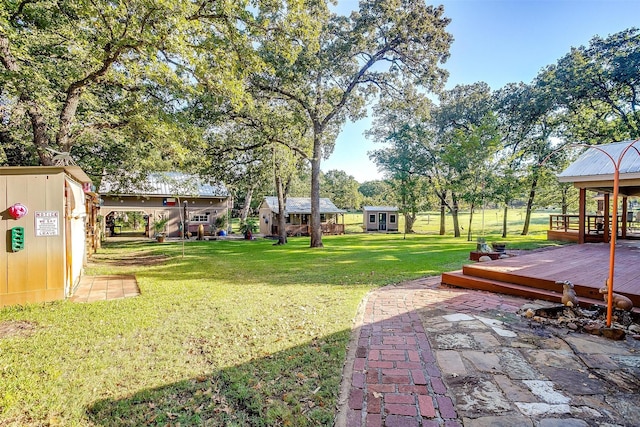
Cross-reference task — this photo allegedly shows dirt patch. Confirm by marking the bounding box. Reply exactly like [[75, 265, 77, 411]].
[[88, 251, 169, 267], [0, 320, 38, 339]]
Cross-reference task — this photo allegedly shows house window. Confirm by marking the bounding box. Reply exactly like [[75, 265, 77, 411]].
[[369, 214, 376, 223], [390, 214, 396, 223], [320, 214, 326, 222], [190, 213, 210, 223]]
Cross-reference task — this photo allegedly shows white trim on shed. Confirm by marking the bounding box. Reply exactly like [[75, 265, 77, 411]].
[[363, 206, 399, 232]]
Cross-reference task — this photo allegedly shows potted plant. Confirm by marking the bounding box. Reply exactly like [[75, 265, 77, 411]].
[[239, 218, 258, 240], [215, 215, 227, 236], [492, 241, 507, 254], [153, 217, 170, 242]]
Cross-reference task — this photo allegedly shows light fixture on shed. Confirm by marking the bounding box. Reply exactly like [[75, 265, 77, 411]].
[[8, 203, 28, 219]]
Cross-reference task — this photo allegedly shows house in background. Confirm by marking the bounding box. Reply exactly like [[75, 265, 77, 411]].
[[99, 172, 230, 238], [1, 166, 96, 307], [259, 196, 345, 236], [363, 206, 399, 232]]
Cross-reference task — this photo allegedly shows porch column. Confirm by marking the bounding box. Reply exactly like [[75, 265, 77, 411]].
[[603, 193, 610, 243], [622, 196, 628, 239], [578, 188, 586, 244]]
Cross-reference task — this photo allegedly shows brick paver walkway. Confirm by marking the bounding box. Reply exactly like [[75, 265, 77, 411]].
[[340, 277, 524, 427]]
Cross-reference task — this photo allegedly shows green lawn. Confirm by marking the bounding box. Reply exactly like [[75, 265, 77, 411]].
[[344, 208, 557, 241], [0, 213, 559, 426]]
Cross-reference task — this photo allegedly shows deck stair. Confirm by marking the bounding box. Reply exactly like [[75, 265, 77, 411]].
[[441, 270, 607, 308], [441, 243, 640, 314]]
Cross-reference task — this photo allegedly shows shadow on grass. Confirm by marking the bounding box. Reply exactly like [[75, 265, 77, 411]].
[[87, 330, 349, 426]]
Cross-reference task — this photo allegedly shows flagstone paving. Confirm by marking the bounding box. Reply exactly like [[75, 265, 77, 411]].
[[337, 276, 640, 427]]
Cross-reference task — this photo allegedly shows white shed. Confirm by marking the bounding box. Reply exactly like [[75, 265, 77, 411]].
[[363, 206, 399, 232]]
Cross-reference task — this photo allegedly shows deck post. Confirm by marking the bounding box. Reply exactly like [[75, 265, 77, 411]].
[[603, 193, 610, 243], [578, 188, 586, 244], [622, 196, 628, 239]]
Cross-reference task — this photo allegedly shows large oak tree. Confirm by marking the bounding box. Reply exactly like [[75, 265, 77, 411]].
[[252, 0, 452, 247]]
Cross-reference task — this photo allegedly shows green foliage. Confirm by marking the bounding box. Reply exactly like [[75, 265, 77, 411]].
[[152, 217, 170, 236], [238, 218, 258, 235], [543, 28, 640, 142], [368, 89, 435, 232], [214, 215, 227, 230], [320, 169, 362, 210], [0, 0, 277, 176]]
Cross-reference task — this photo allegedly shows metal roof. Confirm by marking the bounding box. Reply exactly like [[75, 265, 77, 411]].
[[263, 196, 345, 214], [363, 206, 399, 212], [99, 172, 229, 197], [558, 140, 640, 182]]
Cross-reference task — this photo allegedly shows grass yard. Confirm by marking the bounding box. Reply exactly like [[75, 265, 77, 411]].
[[343, 208, 557, 241], [0, 221, 559, 426]]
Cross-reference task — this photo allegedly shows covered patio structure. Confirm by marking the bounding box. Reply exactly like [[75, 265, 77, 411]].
[[548, 140, 640, 243]]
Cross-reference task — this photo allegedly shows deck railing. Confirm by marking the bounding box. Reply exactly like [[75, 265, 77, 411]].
[[549, 214, 580, 232], [321, 223, 345, 235], [549, 214, 637, 235], [272, 223, 345, 236]]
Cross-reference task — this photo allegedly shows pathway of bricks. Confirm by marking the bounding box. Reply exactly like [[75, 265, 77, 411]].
[[337, 276, 640, 427]]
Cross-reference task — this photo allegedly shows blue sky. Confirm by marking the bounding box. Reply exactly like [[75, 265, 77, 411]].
[[321, 0, 640, 182]]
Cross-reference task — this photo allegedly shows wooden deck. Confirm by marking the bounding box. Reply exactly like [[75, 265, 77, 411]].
[[441, 242, 640, 312]]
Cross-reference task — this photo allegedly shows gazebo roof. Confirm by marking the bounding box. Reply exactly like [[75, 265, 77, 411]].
[[557, 139, 640, 196]]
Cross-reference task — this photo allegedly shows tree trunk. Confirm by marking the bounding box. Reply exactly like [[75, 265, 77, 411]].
[[521, 173, 539, 235], [467, 202, 475, 241], [438, 191, 446, 235], [405, 212, 416, 233], [310, 132, 323, 248], [401, 190, 416, 233], [240, 186, 254, 222], [57, 86, 83, 152], [239, 186, 254, 222], [275, 175, 288, 245], [502, 204, 508, 238], [561, 185, 569, 215], [451, 192, 460, 238]]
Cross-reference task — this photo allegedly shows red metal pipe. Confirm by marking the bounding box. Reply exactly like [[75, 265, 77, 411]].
[[606, 167, 619, 327]]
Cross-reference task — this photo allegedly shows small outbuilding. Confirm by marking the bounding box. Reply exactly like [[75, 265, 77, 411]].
[[1, 166, 96, 307], [363, 206, 399, 232], [99, 172, 230, 238], [259, 196, 345, 236]]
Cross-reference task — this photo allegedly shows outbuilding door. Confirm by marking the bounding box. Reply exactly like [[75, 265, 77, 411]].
[[65, 178, 87, 297], [378, 213, 387, 231]]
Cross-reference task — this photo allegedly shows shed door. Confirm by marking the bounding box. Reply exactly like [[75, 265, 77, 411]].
[[379, 213, 387, 231], [65, 178, 87, 297]]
